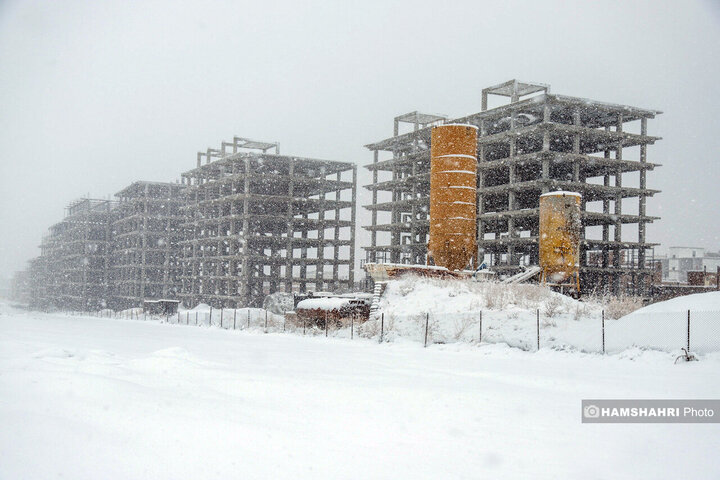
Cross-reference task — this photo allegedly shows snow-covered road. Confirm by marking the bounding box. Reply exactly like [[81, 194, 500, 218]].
[[1, 306, 719, 479]]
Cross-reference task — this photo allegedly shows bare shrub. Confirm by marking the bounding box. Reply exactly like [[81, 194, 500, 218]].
[[452, 315, 474, 340], [513, 283, 551, 308], [572, 304, 586, 322], [397, 281, 415, 296], [358, 317, 379, 338], [605, 295, 644, 320], [385, 314, 395, 336], [542, 316, 557, 328], [485, 282, 510, 309], [425, 314, 442, 343], [543, 295, 563, 318]]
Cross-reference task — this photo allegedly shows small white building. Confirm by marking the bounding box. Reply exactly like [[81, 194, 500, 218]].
[[661, 247, 720, 283]]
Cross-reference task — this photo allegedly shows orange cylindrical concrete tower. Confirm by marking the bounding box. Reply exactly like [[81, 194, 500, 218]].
[[429, 124, 478, 271], [539, 191, 582, 290]]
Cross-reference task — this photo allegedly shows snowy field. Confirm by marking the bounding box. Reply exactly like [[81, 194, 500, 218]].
[[1, 303, 720, 479]]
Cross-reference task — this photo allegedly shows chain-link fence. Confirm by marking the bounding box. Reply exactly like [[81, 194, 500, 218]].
[[369, 310, 720, 354], [79, 307, 720, 355], [604, 310, 720, 354]]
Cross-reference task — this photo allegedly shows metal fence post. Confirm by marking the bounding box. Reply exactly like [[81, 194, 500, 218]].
[[479, 311, 483, 344], [233, 309, 237, 330], [265, 310, 269, 333], [209, 306, 213, 327], [351, 314, 354, 340], [602, 310, 605, 354], [303, 317, 306, 335], [283, 315, 286, 332], [536, 309, 540, 351], [687, 309, 691, 352], [195, 311, 198, 325], [424, 313, 429, 347], [220, 308, 224, 329], [247, 309, 250, 329], [379, 313, 384, 343], [325, 311, 328, 337]]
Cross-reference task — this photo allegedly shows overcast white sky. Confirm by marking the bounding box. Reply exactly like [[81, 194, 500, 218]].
[[1, 0, 719, 279]]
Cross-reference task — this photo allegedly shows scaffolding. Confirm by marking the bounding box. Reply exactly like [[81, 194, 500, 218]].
[[111, 181, 184, 309], [179, 136, 357, 308], [365, 80, 661, 295], [36, 198, 117, 310]]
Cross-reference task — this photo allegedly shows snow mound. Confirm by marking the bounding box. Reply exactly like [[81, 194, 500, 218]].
[[370, 275, 604, 350], [611, 291, 720, 354], [378, 275, 581, 315], [626, 291, 720, 314], [30, 348, 118, 365], [297, 297, 351, 310], [130, 347, 218, 372], [32, 347, 77, 359], [187, 303, 212, 312]]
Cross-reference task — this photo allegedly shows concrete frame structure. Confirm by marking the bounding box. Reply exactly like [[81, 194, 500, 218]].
[[35, 198, 117, 310], [365, 80, 661, 295], [179, 136, 357, 308], [18, 257, 47, 308], [10, 269, 31, 304], [111, 181, 184, 309]]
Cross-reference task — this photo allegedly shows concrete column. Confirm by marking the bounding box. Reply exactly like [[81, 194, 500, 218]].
[[390, 159, 400, 263], [285, 158, 295, 293], [410, 157, 418, 264], [477, 165, 485, 265], [371, 150, 378, 259], [612, 115, 624, 294], [349, 165, 357, 287], [300, 213, 308, 293], [240, 157, 251, 305], [140, 183, 148, 301], [543, 103, 551, 123], [317, 166, 327, 290], [573, 107, 581, 181], [540, 155, 550, 194], [638, 117, 648, 291], [333, 171, 341, 285], [508, 114, 516, 264]]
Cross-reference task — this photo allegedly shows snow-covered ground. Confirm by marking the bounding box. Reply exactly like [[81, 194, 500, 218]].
[[1, 302, 719, 479]]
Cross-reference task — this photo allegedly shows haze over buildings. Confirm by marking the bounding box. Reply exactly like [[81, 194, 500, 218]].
[[1, 0, 719, 283]]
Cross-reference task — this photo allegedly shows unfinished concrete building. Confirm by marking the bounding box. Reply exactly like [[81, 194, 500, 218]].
[[179, 137, 357, 308], [365, 80, 661, 295], [23, 256, 51, 308], [36, 198, 117, 310], [111, 181, 184, 309], [10, 269, 31, 304]]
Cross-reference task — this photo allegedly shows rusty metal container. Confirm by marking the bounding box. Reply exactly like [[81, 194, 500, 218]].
[[539, 191, 582, 290], [429, 124, 478, 271]]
